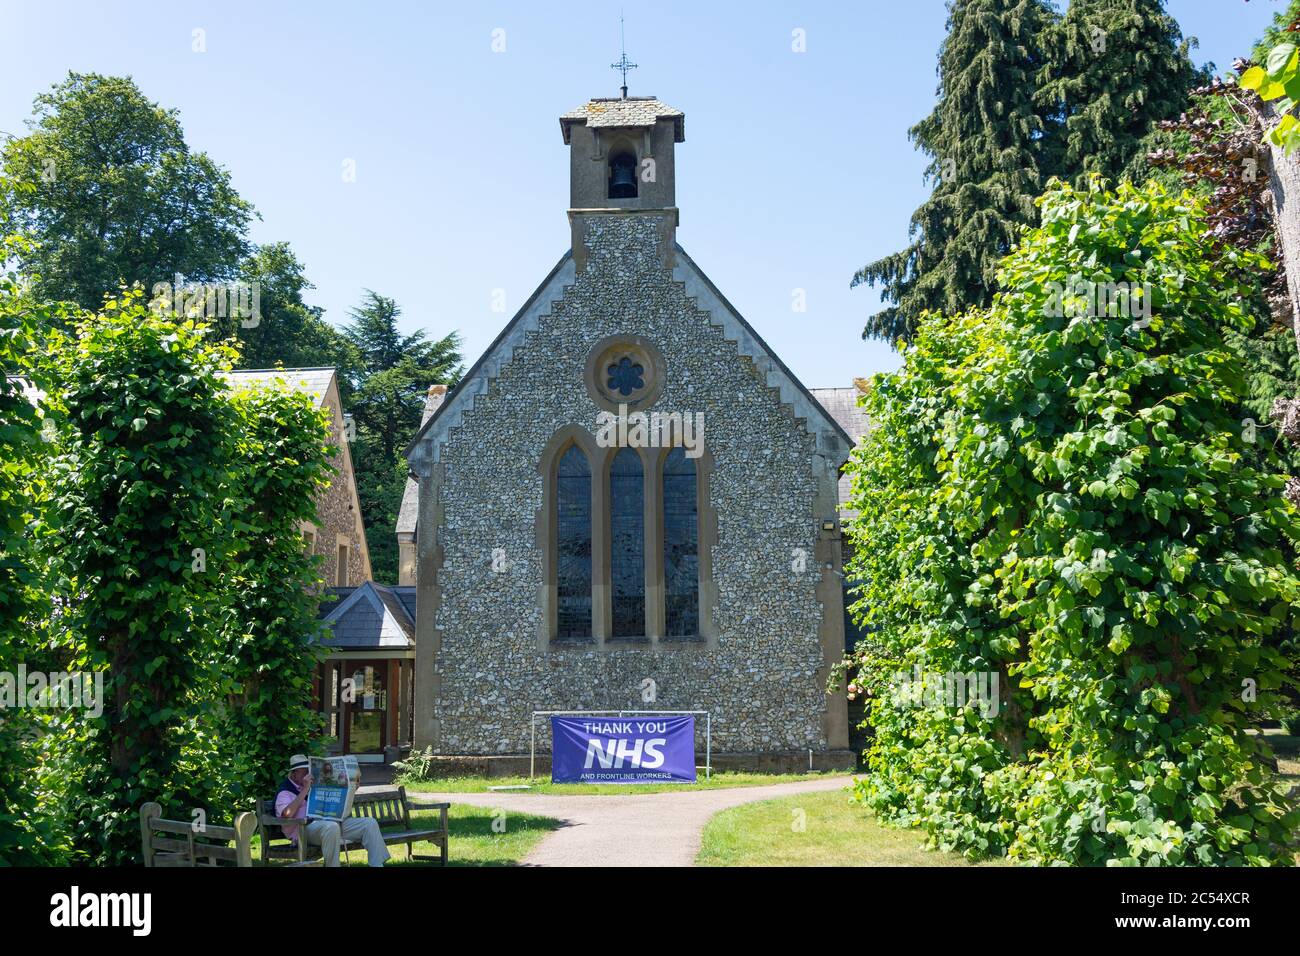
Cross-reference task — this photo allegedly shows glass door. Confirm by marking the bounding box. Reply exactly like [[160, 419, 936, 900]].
[[342, 662, 388, 755]]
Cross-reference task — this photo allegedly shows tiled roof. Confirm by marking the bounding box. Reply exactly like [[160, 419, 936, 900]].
[[810, 387, 869, 443], [316, 582, 415, 650], [810, 386, 870, 513], [396, 387, 448, 535], [391, 586, 416, 621], [560, 96, 684, 144], [221, 368, 335, 407]]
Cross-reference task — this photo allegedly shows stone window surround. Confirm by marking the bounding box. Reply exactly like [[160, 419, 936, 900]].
[[335, 534, 351, 588], [536, 423, 718, 652], [588, 128, 653, 167], [583, 334, 666, 414]]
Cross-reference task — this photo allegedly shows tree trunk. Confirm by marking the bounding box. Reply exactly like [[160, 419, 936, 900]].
[[1264, 111, 1300, 354], [1270, 396, 1300, 505], [1263, 143, 1300, 348], [1255, 101, 1300, 505]]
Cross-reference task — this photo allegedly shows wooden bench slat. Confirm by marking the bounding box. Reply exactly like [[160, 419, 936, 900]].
[[149, 837, 240, 861], [149, 818, 239, 841], [377, 829, 446, 845]]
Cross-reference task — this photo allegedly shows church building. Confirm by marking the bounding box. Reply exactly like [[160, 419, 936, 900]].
[[402, 93, 858, 770]]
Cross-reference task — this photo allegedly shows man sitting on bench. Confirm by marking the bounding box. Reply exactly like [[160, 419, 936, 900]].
[[275, 754, 390, 867]]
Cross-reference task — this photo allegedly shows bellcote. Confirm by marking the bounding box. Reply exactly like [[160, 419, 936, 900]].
[[559, 96, 684, 267], [559, 97, 683, 211]]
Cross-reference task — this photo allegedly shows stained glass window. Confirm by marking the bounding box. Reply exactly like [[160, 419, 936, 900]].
[[610, 447, 645, 637], [556, 445, 592, 640], [606, 357, 645, 397], [663, 448, 699, 638]]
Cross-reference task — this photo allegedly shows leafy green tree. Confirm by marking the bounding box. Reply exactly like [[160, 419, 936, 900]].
[[852, 0, 1057, 345], [342, 291, 461, 582], [0, 72, 253, 312], [842, 179, 1300, 865], [214, 381, 334, 799], [215, 242, 361, 382], [39, 291, 241, 864], [1038, 0, 1201, 186]]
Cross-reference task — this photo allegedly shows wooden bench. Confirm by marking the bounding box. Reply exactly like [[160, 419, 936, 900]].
[[258, 785, 449, 865], [140, 802, 256, 867], [258, 797, 323, 865]]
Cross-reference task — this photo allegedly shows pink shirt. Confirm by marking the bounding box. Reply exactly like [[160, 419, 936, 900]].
[[274, 781, 307, 842]]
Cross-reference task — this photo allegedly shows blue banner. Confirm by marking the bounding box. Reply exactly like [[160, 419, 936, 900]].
[[551, 715, 697, 784]]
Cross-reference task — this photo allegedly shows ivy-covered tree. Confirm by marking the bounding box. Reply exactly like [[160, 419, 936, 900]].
[[0, 73, 253, 313], [342, 291, 461, 582], [40, 291, 241, 864], [843, 179, 1300, 865], [214, 381, 335, 799], [852, 0, 1057, 345], [1037, 0, 1201, 188]]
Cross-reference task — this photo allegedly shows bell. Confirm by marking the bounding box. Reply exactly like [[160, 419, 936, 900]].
[[609, 159, 637, 199]]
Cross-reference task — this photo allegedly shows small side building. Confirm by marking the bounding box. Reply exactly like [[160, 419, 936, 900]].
[[315, 583, 416, 761]]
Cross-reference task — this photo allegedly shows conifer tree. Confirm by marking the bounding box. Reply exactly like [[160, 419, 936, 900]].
[[1039, 0, 1201, 187], [342, 291, 461, 582], [853, 0, 1057, 345]]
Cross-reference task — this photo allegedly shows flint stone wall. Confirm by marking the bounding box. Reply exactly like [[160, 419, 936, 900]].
[[431, 215, 832, 753]]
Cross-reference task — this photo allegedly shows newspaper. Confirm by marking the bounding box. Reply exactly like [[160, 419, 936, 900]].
[[305, 755, 360, 822]]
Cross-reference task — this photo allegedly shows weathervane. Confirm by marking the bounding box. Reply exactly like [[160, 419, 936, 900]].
[[610, 13, 637, 99]]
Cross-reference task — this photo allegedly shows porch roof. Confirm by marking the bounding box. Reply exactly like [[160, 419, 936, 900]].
[[316, 582, 415, 651]]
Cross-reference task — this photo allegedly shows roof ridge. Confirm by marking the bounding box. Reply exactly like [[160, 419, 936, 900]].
[[404, 251, 575, 461], [228, 366, 337, 373]]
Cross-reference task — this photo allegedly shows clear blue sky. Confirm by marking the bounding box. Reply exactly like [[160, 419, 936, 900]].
[[0, 0, 1284, 387]]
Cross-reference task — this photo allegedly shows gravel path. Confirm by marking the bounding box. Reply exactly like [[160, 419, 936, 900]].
[[410, 775, 856, 867]]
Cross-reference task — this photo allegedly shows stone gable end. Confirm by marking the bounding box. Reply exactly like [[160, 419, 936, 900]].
[[429, 215, 838, 754]]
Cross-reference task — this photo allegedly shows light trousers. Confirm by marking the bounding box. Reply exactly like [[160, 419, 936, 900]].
[[303, 817, 390, 867]]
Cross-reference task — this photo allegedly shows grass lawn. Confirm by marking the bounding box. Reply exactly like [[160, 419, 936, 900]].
[[1279, 754, 1299, 794], [400, 769, 847, 796], [697, 789, 1006, 867], [252, 804, 561, 867]]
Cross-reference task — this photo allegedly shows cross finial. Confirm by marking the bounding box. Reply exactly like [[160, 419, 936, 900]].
[[611, 13, 637, 99]]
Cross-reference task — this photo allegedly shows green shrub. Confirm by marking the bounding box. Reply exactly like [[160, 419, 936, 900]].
[[392, 745, 438, 783]]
